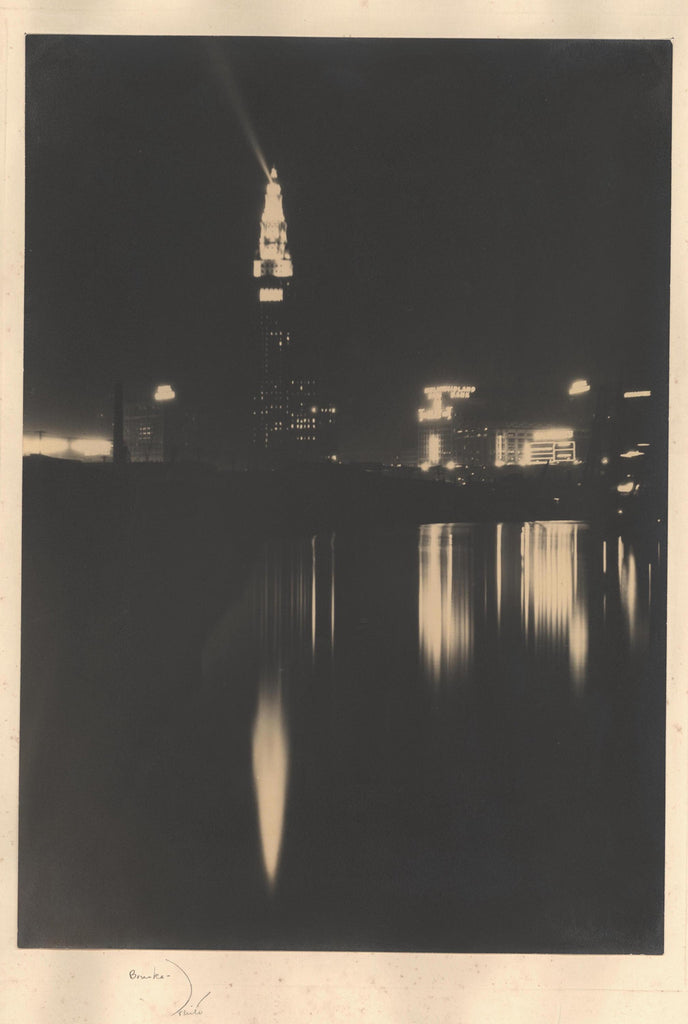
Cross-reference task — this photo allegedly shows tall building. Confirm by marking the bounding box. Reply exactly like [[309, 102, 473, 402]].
[[417, 384, 476, 468], [252, 167, 336, 462]]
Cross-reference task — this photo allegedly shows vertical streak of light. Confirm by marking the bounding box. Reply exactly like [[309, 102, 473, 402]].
[[252, 677, 289, 891], [648, 562, 652, 608], [496, 523, 503, 632], [311, 535, 316, 660], [602, 539, 607, 575], [443, 526, 453, 674], [330, 532, 335, 655]]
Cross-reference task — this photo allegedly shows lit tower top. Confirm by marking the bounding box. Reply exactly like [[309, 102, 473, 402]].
[[254, 167, 293, 284]]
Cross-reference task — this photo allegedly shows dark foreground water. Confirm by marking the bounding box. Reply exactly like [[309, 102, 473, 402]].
[[20, 520, 664, 952]]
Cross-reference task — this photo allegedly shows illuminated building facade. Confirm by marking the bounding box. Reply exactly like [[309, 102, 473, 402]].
[[253, 168, 336, 461], [494, 427, 576, 467], [417, 385, 476, 469], [124, 401, 164, 462], [122, 384, 196, 463]]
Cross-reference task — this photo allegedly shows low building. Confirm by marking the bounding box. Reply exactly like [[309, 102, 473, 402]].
[[494, 426, 577, 467]]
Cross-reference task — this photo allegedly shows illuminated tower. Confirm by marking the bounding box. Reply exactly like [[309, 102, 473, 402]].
[[252, 167, 336, 460], [253, 167, 294, 453]]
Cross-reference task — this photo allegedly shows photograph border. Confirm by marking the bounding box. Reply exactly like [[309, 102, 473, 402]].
[[1, 1, 687, 1021]]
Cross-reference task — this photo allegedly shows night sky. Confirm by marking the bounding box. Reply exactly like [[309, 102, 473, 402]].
[[24, 36, 671, 462]]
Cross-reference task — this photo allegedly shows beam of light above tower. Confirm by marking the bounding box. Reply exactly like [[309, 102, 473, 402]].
[[204, 39, 271, 182]]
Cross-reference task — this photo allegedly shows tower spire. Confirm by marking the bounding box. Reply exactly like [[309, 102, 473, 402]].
[[256, 167, 292, 275]]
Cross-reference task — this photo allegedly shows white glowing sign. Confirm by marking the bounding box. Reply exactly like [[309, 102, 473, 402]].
[[259, 287, 284, 302], [428, 434, 441, 465], [418, 384, 475, 422], [623, 390, 651, 399]]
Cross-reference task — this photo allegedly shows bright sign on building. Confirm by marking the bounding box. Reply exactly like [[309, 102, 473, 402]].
[[532, 428, 573, 441], [259, 287, 284, 302], [418, 384, 476, 422]]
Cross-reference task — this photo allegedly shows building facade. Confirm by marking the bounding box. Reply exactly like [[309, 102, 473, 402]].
[[252, 168, 336, 461], [494, 427, 577, 466]]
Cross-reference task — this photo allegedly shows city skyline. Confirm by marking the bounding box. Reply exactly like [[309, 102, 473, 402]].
[[24, 37, 671, 463]]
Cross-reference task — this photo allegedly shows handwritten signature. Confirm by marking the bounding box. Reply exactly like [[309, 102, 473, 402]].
[[166, 959, 211, 1017], [129, 960, 210, 1016]]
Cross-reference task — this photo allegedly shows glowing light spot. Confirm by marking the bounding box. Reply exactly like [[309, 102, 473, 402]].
[[617, 480, 635, 494], [623, 390, 651, 399], [446, 461, 456, 470], [568, 379, 591, 395], [259, 287, 283, 302], [619, 450, 644, 459], [154, 384, 175, 402], [420, 461, 430, 472], [72, 438, 112, 458]]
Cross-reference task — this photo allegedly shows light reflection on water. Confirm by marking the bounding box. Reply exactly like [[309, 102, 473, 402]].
[[520, 522, 589, 689], [417, 521, 617, 692], [237, 522, 653, 888], [618, 535, 649, 651], [418, 523, 474, 685], [250, 535, 335, 890]]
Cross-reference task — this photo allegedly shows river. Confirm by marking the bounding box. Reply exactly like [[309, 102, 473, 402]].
[[19, 519, 665, 952]]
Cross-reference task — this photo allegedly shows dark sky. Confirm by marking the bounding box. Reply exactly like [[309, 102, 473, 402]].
[[24, 36, 671, 461]]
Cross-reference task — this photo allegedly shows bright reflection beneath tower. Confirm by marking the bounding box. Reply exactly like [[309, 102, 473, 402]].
[[250, 535, 335, 890]]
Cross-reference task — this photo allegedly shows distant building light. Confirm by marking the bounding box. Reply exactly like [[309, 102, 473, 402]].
[[569, 379, 591, 396], [154, 384, 175, 402], [601, 456, 609, 465], [495, 459, 505, 467], [623, 390, 651, 399], [532, 427, 573, 441], [420, 461, 430, 472], [428, 434, 441, 466], [619, 449, 645, 459], [446, 461, 456, 470], [72, 438, 112, 458], [617, 480, 635, 493], [259, 287, 284, 302], [637, 442, 651, 447]]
